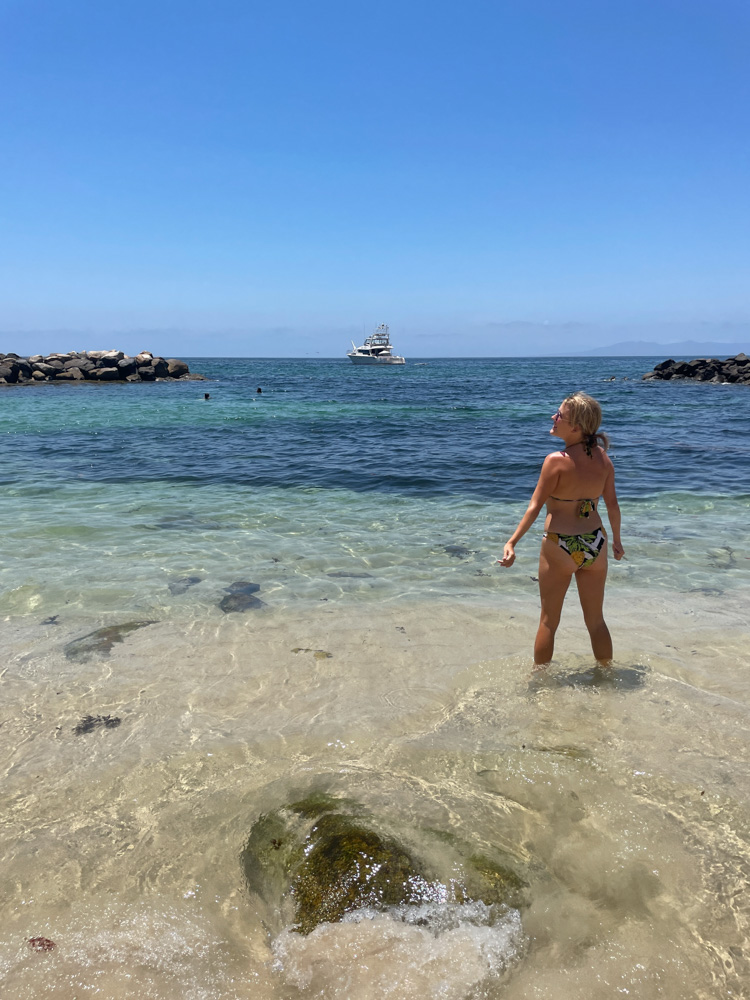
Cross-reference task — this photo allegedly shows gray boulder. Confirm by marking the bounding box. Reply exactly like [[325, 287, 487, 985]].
[[99, 351, 124, 366], [167, 358, 189, 377], [63, 357, 94, 373]]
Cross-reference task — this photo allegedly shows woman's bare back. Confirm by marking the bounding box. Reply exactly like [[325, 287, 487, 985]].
[[544, 445, 613, 534]]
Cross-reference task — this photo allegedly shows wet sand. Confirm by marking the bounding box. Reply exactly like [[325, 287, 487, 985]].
[[1, 590, 749, 999]]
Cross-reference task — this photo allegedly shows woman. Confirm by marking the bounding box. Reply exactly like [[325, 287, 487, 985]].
[[500, 392, 624, 665]]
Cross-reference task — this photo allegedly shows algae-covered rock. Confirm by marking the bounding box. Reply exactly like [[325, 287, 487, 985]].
[[64, 620, 155, 662], [292, 814, 419, 933], [464, 854, 527, 910], [241, 792, 528, 936]]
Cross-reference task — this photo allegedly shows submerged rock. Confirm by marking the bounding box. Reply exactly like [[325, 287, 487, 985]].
[[219, 592, 265, 613], [151, 514, 222, 531], [168, 575, 202, 595], [442, 544, 473, 559], [219, 580, 264, 612], [64, 620, 155, 661], [241, 792, 526, 936], [225, 581, 261, 594], [326, 571, 373, 579]]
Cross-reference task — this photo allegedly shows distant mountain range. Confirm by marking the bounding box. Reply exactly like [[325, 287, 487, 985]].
[[574, 340, 749, 358]]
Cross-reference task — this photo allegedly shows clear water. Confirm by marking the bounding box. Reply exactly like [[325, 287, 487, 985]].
[[2, 357, 749, 619], [1, 357, 749, 999]]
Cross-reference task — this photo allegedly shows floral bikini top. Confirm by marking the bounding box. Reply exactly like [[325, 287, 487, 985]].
[[549, 496, 597, 519]]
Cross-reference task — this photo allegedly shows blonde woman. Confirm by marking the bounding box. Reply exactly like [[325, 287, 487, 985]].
[[500, 393, 624, 665]]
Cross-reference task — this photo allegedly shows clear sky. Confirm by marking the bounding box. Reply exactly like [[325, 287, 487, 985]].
[[1, 0, 748, 356]]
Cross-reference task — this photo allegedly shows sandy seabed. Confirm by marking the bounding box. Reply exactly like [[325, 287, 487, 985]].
[[1, 588, 749, 999]]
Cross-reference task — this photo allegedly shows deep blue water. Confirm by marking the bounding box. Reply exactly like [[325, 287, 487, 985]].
[[3, 356, 750, 500]]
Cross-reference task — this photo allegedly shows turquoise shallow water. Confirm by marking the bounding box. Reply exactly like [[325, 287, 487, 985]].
[[2, 356, 749, 617]]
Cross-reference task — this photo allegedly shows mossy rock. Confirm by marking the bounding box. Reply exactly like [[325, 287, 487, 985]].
[[288, 791, 355, 819], [464, 854, 527, 910], [291, 814, 421, 934], [241, 793, 528, 936]]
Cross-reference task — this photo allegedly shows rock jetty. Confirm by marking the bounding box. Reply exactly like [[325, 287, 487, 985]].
[[643, 353, 750, 384], [0, 350, 205, 384]]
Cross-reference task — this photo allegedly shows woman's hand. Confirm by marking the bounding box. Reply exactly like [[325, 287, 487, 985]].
[[498, 542, 516, 567], [612, 541, 625, 561]]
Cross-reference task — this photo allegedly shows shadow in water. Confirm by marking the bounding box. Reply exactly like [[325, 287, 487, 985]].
[[529, 663, 648, 693]]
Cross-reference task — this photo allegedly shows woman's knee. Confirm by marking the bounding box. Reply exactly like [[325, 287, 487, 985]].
[[539, 612, 561, 631], [584, 614, 607, 633]]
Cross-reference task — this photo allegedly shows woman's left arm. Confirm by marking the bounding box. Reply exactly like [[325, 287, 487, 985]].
[[499, 455, 559, 567], [601, 462, 624, 560]]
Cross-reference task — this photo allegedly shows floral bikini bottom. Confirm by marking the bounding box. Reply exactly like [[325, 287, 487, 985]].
[[543, 527, 607, 569]]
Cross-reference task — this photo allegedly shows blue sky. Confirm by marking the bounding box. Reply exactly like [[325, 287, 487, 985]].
[[1, 0, 748, 356]]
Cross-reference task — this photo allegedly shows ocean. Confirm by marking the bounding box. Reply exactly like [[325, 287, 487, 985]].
[[1, 356, 749, 999]]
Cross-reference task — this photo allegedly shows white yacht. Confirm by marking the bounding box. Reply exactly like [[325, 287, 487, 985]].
[[347, 324, 405, 365]]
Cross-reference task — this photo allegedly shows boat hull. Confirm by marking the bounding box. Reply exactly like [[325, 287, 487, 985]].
[[347, 354, 405, 365]]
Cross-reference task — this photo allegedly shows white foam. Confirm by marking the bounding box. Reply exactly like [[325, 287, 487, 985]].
[[272, 901, 524, 999]]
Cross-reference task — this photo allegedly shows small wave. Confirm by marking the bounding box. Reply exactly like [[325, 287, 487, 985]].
[[272, 900, 524, 999]]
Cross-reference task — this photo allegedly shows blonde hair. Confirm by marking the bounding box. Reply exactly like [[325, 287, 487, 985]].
[[562, 392, 609, 455]]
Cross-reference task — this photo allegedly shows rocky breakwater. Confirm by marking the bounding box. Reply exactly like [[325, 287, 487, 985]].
[[0, 350, 205, 385], [643, 353, 750, 384]]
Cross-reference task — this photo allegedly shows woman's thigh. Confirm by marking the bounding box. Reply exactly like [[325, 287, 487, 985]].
[[574, 548, 609, 620], [538, 537, 577, 621]]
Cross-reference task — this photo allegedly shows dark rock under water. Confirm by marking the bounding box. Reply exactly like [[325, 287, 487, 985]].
[[63, 620, 155, 661], [224, 581, 261, 594], [219, 592, 265, 613], [168, 575, 202, 595], [326, 571, 373, 579], [441, 544, 473, 559]]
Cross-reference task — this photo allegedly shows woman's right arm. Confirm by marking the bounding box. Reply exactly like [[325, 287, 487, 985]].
[[601, 462, 624, 560], [499, 454, 559, 567]]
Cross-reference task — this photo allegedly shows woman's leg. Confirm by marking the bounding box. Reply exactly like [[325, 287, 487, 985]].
[[574, 551, 612, 663], [535, 538, 576, 664]]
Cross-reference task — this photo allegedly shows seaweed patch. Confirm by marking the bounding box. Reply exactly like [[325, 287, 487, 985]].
[[73, 714, 122, 736]]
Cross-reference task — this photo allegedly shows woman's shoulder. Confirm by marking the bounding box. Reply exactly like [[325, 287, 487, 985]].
[[541, 450, 568, 472]]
